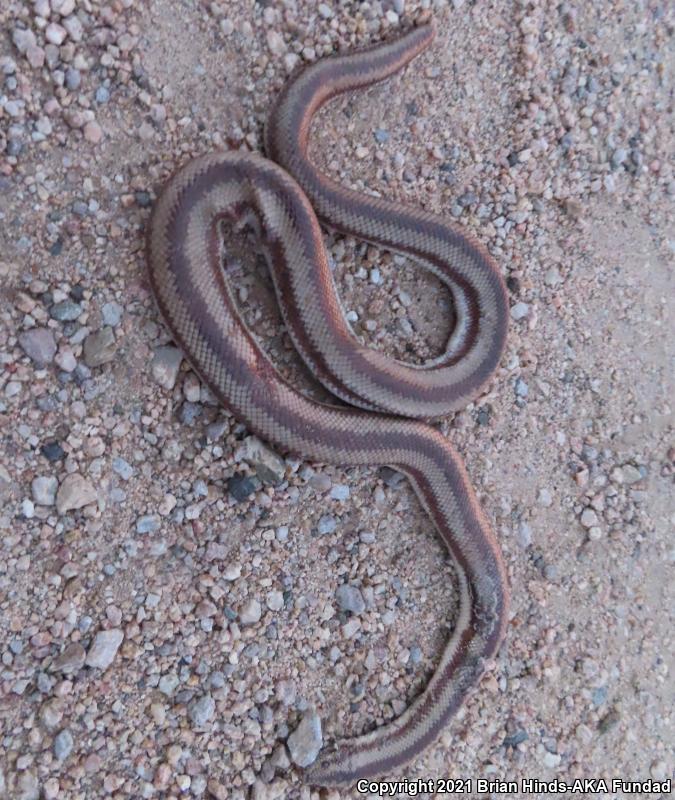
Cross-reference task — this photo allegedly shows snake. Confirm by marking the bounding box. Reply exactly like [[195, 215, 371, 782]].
[[147, 20, 509, 787]]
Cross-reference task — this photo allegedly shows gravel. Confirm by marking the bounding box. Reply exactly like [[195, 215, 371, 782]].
[[0, 1, 671, 796]]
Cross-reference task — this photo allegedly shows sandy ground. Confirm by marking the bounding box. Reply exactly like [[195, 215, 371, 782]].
[[0, 1, 673, 798]]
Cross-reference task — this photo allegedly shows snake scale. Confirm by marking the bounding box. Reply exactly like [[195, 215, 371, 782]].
[[147, 20, 509, 787]]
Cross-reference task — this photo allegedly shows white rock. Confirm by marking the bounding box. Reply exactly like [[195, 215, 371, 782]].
[[240, 598, 262, 625], [55, 348, 77, 372], [31, 475, 58, 506], [266, 591, 284, 611], [510, 302, 529, 321], [85, 629, 123, 669], [12, 27, 37, 54], [151, 346, 183, 390], [223, 564, 241, 581], [542, 751, 561, 768], [266, 30, 286, 56], [537, 488, 553, 507], [45, 23, 67, 45], [287, 710, 322, 767], [517, 520, 532, 547], [56, 473, 97, 513], [188, 693, 215, 726], [580, 508, 599, 528]]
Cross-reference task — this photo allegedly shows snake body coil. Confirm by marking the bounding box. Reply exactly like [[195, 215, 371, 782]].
[[147, 22, 509, 787]]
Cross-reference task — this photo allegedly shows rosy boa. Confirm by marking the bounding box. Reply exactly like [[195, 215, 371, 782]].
[[147, 20, 509, 787]]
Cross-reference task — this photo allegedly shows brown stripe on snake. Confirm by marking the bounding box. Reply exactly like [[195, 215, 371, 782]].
[[147, 21, 509, 787]]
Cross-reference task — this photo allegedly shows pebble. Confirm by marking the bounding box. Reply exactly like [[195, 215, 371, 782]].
[[183, 372, 201, 402], [83, 121, 103, 144], [237, 436, 285, 484], [85, 629, 124, 669], [31, 475, 58, 506], [317, 515, 337, 535], [50, 300, 81, 321], [55, 348, 77, 372], [329, 484, 350, 501], [266, 30, 286, 56], [53, 729, 74, 760], [65, 67, 81, 91], [266, 591, 284, 611], [342, 619, 361, 638], [26, 43, 45, 69], [580, 508, 599, 528], [222, 564, 241, 581], [188, 693, 215, 727], [517, 520, 533, 548], [50, 642, 86, 674], [151, 346, 183, 389], [286, 709, 323, 767], [618, 464, 642, 484], [240, 598, 262, 625], [63, 15, 83, 42], [228, 474, 257, 501], [537, 488, 553, 507], [545, 266, 562, 286], [41, 441, 65, 462], [179, 401, 201, 425], [542, 751, 562, 768], [56, 473, 97, 513], [611, 148, 627, 168], [136, 514, 160, 534], [12, 27, 37, 54], [21, 498, 35, 518], [588, 526, 603, 541], [15, 770, 39, 800], [335, 584, 365, 614], [510, 302, 530, 320], [158, 674, 179, 696], [112, 456, 134, 480], [284, 52, 300, 72], [276, 526, 289, 542], [309, 473, 331, 492], [206, 419, 228, 441], [457, 190, 479, 207], [18, 328, 57, 366], [83, 327, 116, 367], [45, 22, 67, 45], [269, 744, 291, 770]]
